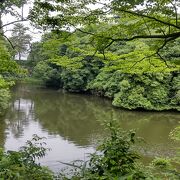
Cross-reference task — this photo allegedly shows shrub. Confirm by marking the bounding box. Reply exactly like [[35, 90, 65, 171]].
[[90, 71, 180, 111], [0, 135, 54, 179], [33, 61, 62, 87]]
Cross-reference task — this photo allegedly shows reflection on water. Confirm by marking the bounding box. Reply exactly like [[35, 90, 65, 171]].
[[5, 98, 33, 138], [0, 83, 179, 171]]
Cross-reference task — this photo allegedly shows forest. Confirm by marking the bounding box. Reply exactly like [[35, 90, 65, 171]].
[[0, 0, 180, 179]]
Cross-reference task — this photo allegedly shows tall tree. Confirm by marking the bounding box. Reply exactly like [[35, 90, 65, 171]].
[[0, 0, 28, 45], [10, 23, 32, 60], [0, 0, 28, 28]]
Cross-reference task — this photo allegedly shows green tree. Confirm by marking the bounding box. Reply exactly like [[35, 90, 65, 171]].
[[27, 42, 44, 66], [0, 37, 21, 75], [29, 27, 180, 111], [0, 35, 25, 115], [10, 23, 32, 60]]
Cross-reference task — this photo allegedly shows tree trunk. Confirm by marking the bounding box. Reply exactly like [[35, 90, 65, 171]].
[[18, 52, 21, 61], [0, 11, 4, 35]]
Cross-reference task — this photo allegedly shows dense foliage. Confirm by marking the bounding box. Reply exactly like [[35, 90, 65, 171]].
[[0, 39, 13, 115], [10, 23, 32, 60], [0, 37, 25, 115], [28, 0, 180, 110], [28, 30, 180, 111], [0, 76, 11, 115], [89, 71, 180, 111]]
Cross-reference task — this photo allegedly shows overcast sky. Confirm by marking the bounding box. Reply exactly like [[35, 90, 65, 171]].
[[2, 1, 42, 42]]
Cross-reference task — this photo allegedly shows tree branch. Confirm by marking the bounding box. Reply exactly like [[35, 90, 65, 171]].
[[0, 32, 15, 49], [129, 54, 154, 70], [112, 32, 180, 41], [113, 8, 180, 30], [96, 2, 180, 30], [156, 36, 178, 54], [1, 19, 28, 29], [72, 22, 180, 43]]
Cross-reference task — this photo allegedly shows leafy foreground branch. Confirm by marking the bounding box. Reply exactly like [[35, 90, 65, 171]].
[[0, 135, 54, 179]]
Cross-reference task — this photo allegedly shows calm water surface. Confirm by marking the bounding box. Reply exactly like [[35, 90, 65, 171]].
[[0, 83, 179, 172]]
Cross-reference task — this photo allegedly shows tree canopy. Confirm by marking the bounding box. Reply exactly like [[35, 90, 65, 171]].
[[30, 0, 180, 63]]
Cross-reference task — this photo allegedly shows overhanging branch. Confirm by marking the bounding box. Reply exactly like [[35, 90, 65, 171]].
[[72, 23, 180, 42], [116, 9, 180, 30], [96, 2, 180, 30], [1, 19, 28, 29], [112, 32, 180, 41]]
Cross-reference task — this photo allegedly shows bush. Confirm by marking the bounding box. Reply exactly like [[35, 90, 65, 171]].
[[61, 69, 89, 92], [33, 61, 62, 87], [89, 71, 180, 111], [33, 55, 104, 92], [0, 135, 54, 179], [0, 88, 11, 115]]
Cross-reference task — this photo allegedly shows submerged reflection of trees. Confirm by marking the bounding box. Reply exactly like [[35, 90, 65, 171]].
[[33, 92, 106, 146], [4, 98, 34, 139]]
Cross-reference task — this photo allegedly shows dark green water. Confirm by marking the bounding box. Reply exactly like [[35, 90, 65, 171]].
[[0, 83, 179, 172]]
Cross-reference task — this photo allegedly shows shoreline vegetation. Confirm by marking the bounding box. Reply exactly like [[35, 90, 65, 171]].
[[0, 122, 179, 179], [22, 30, 180, 112], [29, 60, 180, 112], [17, 31, 180, 112]]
